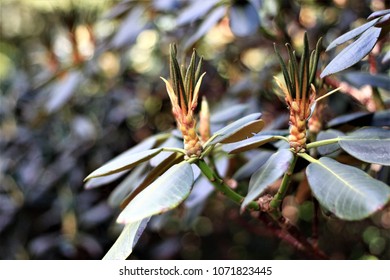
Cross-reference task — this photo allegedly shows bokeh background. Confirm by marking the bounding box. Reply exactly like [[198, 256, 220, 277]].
[[1, 0, 389, 260]]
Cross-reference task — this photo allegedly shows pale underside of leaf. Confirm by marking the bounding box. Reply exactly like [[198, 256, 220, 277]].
[[321, 27, 381, 78], [102, 218, 149, 260], [223, 134, 277, 154], [325, 18, 380, 51], [117, 162, 194, 224], [306, 157, 390, 221], [84, 148, 162, 181], [205, 113, 264, 147], [241, 149, 294, 211]]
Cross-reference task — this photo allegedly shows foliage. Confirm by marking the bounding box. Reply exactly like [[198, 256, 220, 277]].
[[1, 0, 390, 260]]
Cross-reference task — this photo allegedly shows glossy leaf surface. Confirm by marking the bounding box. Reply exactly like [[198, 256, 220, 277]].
[[117, 162, 194, 224], [325, 18, 380, 51], [339, 127, 390, 165], [306, 157, 390, 220], [316, 129, 344, 156], [321, 27, 381, 77]]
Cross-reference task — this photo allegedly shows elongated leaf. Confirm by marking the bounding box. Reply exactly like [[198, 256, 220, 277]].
[[150, 136, 183, 167], [342, 72, 390, 90], [325, 18, 380, 51], [327, 110, 390, 128], [117, 162, 194, 224], [242, 149, 294, 211], [45, 71, 82, 113], [183, 6, 225, 50], [84, 170, 127, 189], [321, 27, 381, 78], [205, 113, 263, 147], [233, 150, 274, 180], [306, 157, 390, 220], [367, 9, 390, 20], [119, 153, 184, 209], [327, 111, 372, 127], [111, 6, 147, 48], [210, 103, 250, 124], [339, 127, 390, 165], [176, 0, 219, 26], [103, 218, 149, 260], [223, 134, 277, 154], [229, 1, 260, 37], [84, 148, 162, 180], [108, 163, 148, 207], [316, 129, 345, 156]]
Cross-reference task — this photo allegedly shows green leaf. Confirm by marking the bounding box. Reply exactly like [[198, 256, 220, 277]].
[[103, 218, 149, 260], [241, 149, 294, 211], [325, 18, 380, 51], [316, 129, 345, 156], [223, 134, 278, 154], [306, 157, 390, 220], [84, 148, 163, 180], [205, 113, 264, 147], [117, 162, 194, 224], [321, 27, 381, 78], [338, 127, 390, 165]]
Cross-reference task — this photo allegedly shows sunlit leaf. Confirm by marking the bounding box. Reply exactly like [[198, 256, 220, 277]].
[[84, 148, 162, 180], [117, 162, 194, 224], [325, 18, 380, 51], [108, 163, 148, 207], [150, 136, 183, 167], [84, 170, 128, 189], [229, 0, 260, 37], [306, 157, 390, 220], [119, 153, 184, 209], [321, 27, 381, 77], [316, 129, 344, 156], [205, 113, 264, 147], [241, 149, 293, 211], [102, 218, 149, 260], [339, 127, 390, 165]]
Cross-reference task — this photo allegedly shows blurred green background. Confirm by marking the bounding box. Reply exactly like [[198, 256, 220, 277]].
[[1, 0, 389, 260]]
